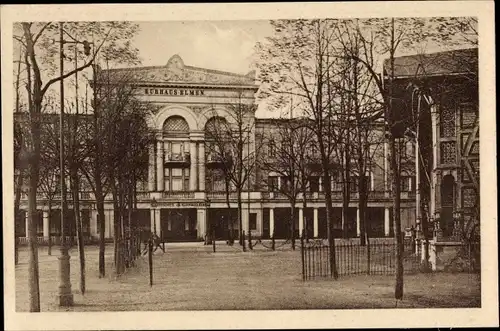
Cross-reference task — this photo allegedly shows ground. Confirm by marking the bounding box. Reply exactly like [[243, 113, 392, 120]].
[[15, 242, 481, 311]]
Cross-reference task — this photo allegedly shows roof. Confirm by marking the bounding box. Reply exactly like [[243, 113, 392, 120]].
[[96, 54, 257, 88], [384, 47, 478, 79]]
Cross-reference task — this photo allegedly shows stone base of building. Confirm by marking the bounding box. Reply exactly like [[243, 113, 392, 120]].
[[427, 240, 477, 272]]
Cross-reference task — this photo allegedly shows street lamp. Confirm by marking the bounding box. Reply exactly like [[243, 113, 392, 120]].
[[52, 23, 94, 307], [151, 197, 157, 235]]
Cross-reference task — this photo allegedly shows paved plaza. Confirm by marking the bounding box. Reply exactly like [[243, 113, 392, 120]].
[[15, 243, 481, 311]]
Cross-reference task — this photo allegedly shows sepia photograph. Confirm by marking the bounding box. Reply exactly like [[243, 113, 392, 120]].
[[1, 2, 497, 330]]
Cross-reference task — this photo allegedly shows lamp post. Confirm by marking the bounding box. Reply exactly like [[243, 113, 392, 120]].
[[52, 23, 93, 307], [204, 197, 211, 244], [57, 22, 72, 307], [151, 197, 157, 235]]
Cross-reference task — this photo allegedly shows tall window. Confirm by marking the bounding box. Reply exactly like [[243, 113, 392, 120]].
[[208, 169, 226, 191], [309, 176, 320, 192], [349, 176, 359, 192], [364, 173, 372, 191], [250, 213, 257, 231], [281, 176, 291, 192], [268, 140, 275, 157], [330, 172, 342, 191], [268, 176, 279, 192], [165, 168, 190, 191], [400, 175, 415, 192]]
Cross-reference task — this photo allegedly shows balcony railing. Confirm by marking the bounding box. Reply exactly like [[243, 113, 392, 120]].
[[206, 153, 232, 168], [79, 191, 92, 200], [165, 152, 190, 166], [368, 191, 389, 200], [265, 190, 392, 201], [136, 191, 150, 200], [162, 191, 195, 199], [206, 191, 238, 199]]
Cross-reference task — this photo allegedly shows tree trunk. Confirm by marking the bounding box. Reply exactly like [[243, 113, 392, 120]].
[[290, 204, 296, 250], [27, 161, 41, 312], [117, 179, 125, 275], [323, 172, 338, 279], [47, 199, 52, 256], [237, 189, 243, 245], [14, 168, 24, 265], [302, 182, 308, 242], [92, 62, 106, 278], [359, 173, 368, 246], [23, 22, 43, 311], [111, 179, 120, 273], [96, 193, 106, 277], [70, 171, 85, 295], [126, 180, 133, 267], [342, 142, 351, 238], [391, 138, 404, 300], [388, 18, 403, 300], [225, 184, 234, 244]]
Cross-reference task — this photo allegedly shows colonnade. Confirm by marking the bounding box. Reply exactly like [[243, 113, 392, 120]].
[[268, 206, 393, 238]]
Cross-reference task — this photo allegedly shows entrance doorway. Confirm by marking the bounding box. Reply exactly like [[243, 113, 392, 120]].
[[160, 209, 197, 242], [207, 208, 238, 240]]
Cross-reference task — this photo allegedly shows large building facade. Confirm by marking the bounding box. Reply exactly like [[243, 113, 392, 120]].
[[16, 55, 419, 242], [387, 47, 479, 241]]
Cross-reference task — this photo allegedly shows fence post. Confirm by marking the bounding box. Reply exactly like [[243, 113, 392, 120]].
[[148, 238, 153, 287], [366, 234, 371, 275], [300, 232, 305, 280], [248, 230, 253, 250], [468, 242, 471, 274], [271, 235, 275, 251], [212, 228, 216, 253], [241, 231, 246, 252], [15, 237, 19, 265]]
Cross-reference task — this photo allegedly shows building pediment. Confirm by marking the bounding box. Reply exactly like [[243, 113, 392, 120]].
[[99, 54, 257, 88]]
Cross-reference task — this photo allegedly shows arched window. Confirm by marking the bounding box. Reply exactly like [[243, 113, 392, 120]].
[[204, 116, 229, 139], [163, 115, 189, 137]]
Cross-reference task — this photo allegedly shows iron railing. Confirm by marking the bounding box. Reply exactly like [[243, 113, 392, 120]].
[[301, 238, 422, 280]]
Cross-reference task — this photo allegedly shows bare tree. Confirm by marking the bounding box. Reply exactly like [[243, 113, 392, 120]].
[[14, 21, 140, 310], [85, 66, 154, 275], [261, 117, 316, 248], [204, 93, 260, 245], [256, 19, 341, 277], [37, 112, 62, 256]]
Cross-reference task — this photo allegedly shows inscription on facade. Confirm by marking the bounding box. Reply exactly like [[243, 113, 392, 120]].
[[144, 88, 205, 96], [158, 201, 210, 207]]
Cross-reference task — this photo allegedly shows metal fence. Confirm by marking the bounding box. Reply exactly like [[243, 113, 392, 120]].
[[16, 235, 105, 246], [301, 238, 422, 280]]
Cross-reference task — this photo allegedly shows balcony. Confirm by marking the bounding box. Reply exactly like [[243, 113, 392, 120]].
[[368, 191, 389, 200], [400, 191, 416, 200], [162, 191, 195, 199], [79, 191, 93, 200], [205, 153, 232, 169], [165, 152, 190, 167]]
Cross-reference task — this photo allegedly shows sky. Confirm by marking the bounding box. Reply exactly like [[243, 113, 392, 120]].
[[133, 21, 274, 75], [130, 20, 275, 117]]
